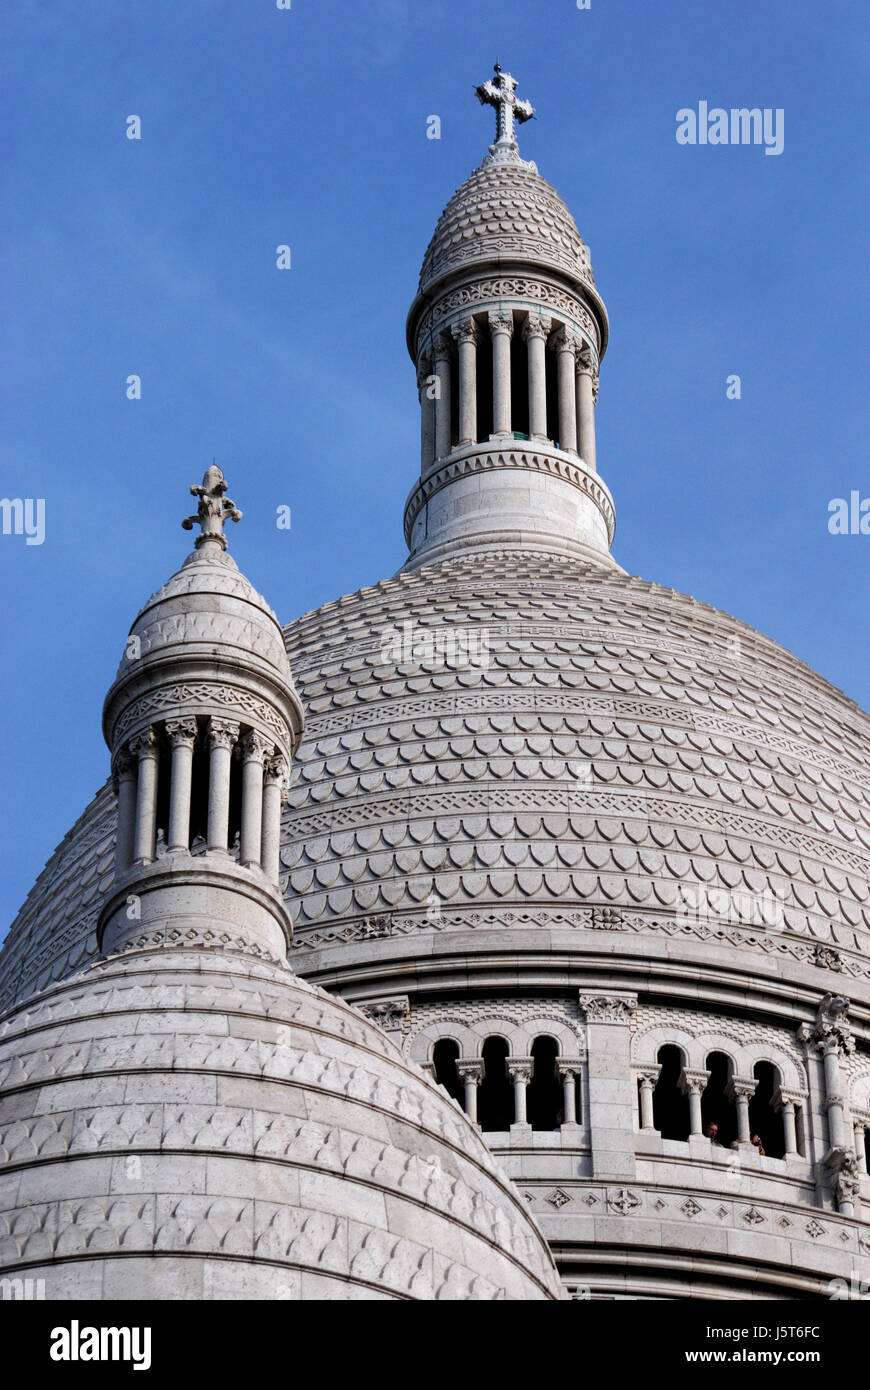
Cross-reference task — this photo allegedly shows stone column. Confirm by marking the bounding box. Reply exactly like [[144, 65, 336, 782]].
[[523, 311, 551, 440], [261, 752, 286, 885], [798, 995, 856, 1207], [113, 749, 137, 874], [507, 1058, 532, 1126], [558, 1059, 583, 1126], [853, 1113, 869, 1174], [451, 318, 479, 445], [433, 334, 452, 461], [206, 718, 239, 853], [579, 992, 638, 1181], [488, 310, 514, 437], [680, 1068, 710, 1137], [576, 345, 598, 471], [130, 729, 159, 865], [553, 326, 578, 452], [240, 730, 270, 868], [456, 1059, 484, 1124], [821, 1042, 847, 1149], [636, 1066, 661, 1132], [165, 718, 197, 852], [773, 1088, 803, 1158], [417, 352, 435, 472], [728, 1076, 758, 1147]]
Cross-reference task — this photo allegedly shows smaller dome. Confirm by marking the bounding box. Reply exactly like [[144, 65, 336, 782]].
[[419, 161, 595, 295], [0, 947, 563, 1301], [118, 545, 290, 684]]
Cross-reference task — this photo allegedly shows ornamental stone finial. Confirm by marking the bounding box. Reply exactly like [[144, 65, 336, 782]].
[[182, 465, 242, 551], [476, 64, 534, 161]]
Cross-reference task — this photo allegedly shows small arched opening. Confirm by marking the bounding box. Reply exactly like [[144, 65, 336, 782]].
[[479, 1037, 513, 1132], [432, 1038, 463, 1107], [749, 1061, 785, 1158], [702, 1051, 737, 1148], [652, 1044, 690, 1140], [528, 1036, 562, 1131]]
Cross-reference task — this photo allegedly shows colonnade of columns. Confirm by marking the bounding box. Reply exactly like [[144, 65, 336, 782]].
[[114, 716, 288, 886], [656, 1066, 807, 1156], [452, 1053, 584, 1130], [418, 309, 599, 471]]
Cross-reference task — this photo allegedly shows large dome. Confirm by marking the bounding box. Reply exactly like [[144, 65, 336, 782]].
[[419, 162, 596, 296], [0, 944, 562, 1300]]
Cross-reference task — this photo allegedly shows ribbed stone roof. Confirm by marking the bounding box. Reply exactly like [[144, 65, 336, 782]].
[[419, 161, 595, 294], [5, 549, 870, 1006], [0, 946, 561, 1300]]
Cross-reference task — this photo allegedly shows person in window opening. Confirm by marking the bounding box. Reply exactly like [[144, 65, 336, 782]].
[[704, 1122, 720, 1144], [750, 1133, 766, 1156]]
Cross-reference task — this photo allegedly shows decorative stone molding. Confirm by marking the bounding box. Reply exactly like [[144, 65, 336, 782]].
[[607, 1188, 642, 1216], [403, 441, 616, 549], [579, 992, 637, 1025], [814, 944, 843, 972], [417, 276, 600, 355], [114, 684, 288, 745]]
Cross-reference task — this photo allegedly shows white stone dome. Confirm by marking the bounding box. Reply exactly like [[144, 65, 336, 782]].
[[419, 161, 596, 296], [0, 945, 562, 1300]]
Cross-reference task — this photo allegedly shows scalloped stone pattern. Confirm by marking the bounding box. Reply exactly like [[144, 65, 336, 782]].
[[0, 948, 561, 1301], [279, 551, 870, 973], [418, 163, 594, 293], [4, 548, 870, 1006]]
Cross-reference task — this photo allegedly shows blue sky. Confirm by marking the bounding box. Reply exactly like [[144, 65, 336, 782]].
[[1, 0, 868, 935]]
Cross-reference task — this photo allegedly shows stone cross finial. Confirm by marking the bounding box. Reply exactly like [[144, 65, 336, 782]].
[[476, 65, 534, 156], [182, 465, 242, 551]]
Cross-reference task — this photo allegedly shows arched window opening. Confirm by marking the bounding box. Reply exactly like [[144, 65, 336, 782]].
[[189, 732, 210, 849], [432, 1039, 463, 1107], [702, 1052, 736, 1148], [154, 735, 172, 852], [528, 1036, 561, 1131], [652, 1045, 690, 1140], [864, 1128, 870, 1172], [479, 1037, 512, 1132], [750, 1062, 785, 1158], [227, 748, 243, 858]]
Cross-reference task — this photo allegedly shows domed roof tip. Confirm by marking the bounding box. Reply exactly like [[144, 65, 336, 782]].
[[418, 66, 595, 296]]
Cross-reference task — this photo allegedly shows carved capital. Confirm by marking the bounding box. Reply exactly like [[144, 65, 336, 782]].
[[727, 1076, 758, 1102], [129, 728, 159, 758], [241, 729, 272, 763], [798, 993, 854, 1056], [112, 747, 137, 783], [557, 1057, 584, 1080], [576, 344, 597, 376], [772, 1087, 806, 1113], [456, 1059, 484, 1085], [416, 352, 433, 391], [164, 718, 198, 748], [207, 717, 239, 752], [579, 992, 637, 1024], [359, 996, 410, 1033], [522, 310, 552, 342], [450, 317, 479, 347], [551, 324, 578, 355], [679, 1068, 710, 1098], [634, 1065, 661, 1090], [506, 1058, 533, 1084], [487, 309, 514, 338]]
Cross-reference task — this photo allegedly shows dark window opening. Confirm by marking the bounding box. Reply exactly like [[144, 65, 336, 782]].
[[653, 1045, 690, 1140], [545, 344, 560, 447], [528, 1036, 561, 1131], [479, 1037, 512, 1132], [432, 1039, 463, 1106], [749, 1061, 785, 1158], [476, 321, 493, 443], [702, 1052, 737, 1148], [189, 731, 209, 847], [510, 322, 529, 439], [449, 351, 459, 450], [154, 736, 172, 849], [227, 744, 243, 856]]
